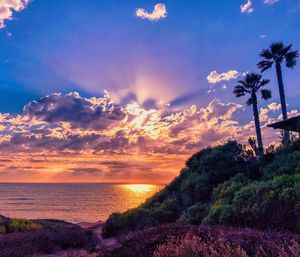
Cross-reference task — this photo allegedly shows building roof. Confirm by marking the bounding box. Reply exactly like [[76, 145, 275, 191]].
[[267, 115, 300, 132]]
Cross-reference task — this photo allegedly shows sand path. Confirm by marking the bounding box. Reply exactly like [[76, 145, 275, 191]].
[[33, 221, 119, 257]]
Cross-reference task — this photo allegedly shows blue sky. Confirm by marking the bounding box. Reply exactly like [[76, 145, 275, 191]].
[[1, 0, 299, 113]]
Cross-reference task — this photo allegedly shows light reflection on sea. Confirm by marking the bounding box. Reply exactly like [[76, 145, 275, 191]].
[[0, 183, 162, 223]]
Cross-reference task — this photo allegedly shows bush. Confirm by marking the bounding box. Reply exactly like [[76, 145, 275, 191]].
[[0, 219, 97, 257], [205, 174, 300, 232], [8, 219, 41, 233], [103, 199, 181, 238], [154, 232, 248, 257], [0, 216, 41, 234], [203, 174, 250, 225], [263, 149, 300, 179], [179, 203, 209, 225]]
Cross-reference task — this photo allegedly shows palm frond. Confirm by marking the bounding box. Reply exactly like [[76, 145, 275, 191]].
[[259, 49, 273, 60], [261, 89, 272, 100], [282, 44, 293, 56], [270, 42, 284, 56], [233, 85, 246, 97], [246, 97, 253, 106], [285, 50, 298, 69], [260, 79, 270, 87], [257, 60, 273, 72], [245, 73, 261, 91]]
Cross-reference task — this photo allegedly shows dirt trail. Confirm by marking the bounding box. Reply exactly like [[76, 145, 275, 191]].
[[34, 221, 120, 257], [79, 221, 121, 250]]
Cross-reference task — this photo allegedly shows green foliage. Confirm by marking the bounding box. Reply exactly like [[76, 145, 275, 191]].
[[103, 199, 181, 238], [0, 226, 6, 234], [8, 219, 41, 233], [263, 145, 300, 179], [202, 174, 250, 225], [0, 216, 42, 234], [103, 140, 300, 237], [181, 141, 250, 203], [179, 203, 209, 225], [205, 174, 300, 232], [0, 216, 7, 234]]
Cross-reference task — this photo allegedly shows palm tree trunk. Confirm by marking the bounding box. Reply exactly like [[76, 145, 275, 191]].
[[252, 93, 263, 156], [275, 62, 290, 142]]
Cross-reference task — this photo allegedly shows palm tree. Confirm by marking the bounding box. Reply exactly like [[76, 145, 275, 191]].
[[234, 73, 271, 156], [257, 42, 299, 142]]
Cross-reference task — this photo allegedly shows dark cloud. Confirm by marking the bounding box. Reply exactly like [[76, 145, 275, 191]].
[[120, 91, 138, 105], [23, 92, 126, 130], [0, 159, 12, 163], [68, 168, 102, 176], [170, 89, 207, 107], [142, 98, 157, 110]]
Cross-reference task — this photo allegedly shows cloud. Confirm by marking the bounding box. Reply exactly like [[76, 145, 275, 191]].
[[0, 0, 30, 28], [263, 0, 279, 5], [0, 93, 236, 153], [0, 92, 285, 155], [0, 92, 293, 182], [136, 3, 167, 21], [241, 0, 254, 13], [68, 168, 102, 176], [268, 102, 281, 112], [241, 0, 279, 14], [207, 70, 242, 84], [23, 92, 126, 130]]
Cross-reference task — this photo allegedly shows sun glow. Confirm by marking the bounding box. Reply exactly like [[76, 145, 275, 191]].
[[121, 184, 156, 193]]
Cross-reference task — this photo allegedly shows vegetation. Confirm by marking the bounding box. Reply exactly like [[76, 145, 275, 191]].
[[100, 224, 300, 257], [103, 140, 300, 238], [258, 42, 299, 142], [0, 216, 41, 234], [0, 218, 97, 257], [233, 73, 271, 155]]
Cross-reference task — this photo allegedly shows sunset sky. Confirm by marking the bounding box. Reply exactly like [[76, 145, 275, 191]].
[[0, 0, 299, 183]]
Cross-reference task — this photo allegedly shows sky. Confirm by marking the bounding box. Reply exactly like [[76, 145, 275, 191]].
[[0, 0, 299, 183]]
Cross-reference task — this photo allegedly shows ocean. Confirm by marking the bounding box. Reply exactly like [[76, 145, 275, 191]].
[[0, 183, 162, 223]]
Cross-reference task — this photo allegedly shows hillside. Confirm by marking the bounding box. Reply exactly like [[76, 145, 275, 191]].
[[103, 140, 300, 238]]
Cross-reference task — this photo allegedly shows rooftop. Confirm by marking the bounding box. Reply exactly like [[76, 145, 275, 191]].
[[267, 115, 300, 132]]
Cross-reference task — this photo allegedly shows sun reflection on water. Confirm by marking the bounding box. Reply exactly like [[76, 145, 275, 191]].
[[121, 184, 157, 193]]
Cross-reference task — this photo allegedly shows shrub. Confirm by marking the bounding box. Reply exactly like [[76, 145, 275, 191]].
[[0, 216, 41, 234], [179, 203, 209, 225], [0, 219, 96, 257], [263, 149, 300, 179], [154, 232, 248, 257], [203, 174, 250, 225], [8, 219, 41, 233], [205, 174, 300, 232], [103, 199, 181, 238], [153, 231, 300, 257]]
